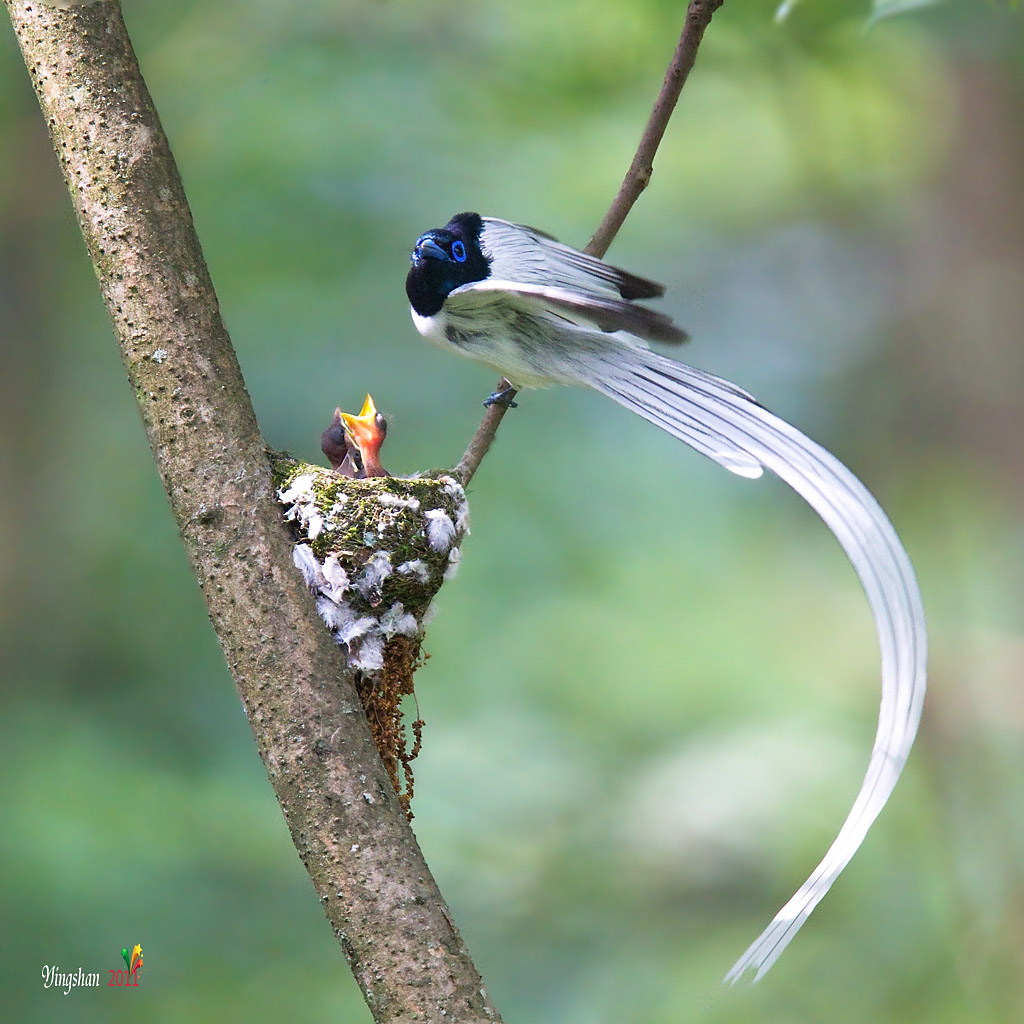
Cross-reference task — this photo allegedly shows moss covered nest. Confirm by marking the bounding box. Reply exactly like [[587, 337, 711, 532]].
[[272, 453, 470, 815]]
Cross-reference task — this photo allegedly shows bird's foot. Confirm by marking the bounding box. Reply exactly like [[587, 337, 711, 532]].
[[483, 386, 518, 409]]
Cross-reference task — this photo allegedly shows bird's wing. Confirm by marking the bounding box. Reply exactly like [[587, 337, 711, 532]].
[[572, 343, 926, 982], [453, 279, 689, 345], [479, 217, 666, 301]]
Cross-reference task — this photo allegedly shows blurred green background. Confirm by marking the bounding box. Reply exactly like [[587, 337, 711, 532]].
[[2, 0, 1023, 1020]]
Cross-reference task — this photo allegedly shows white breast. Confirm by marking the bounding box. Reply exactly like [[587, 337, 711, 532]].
[[411, 308, 448, 346], [408, 302, 557, 389]]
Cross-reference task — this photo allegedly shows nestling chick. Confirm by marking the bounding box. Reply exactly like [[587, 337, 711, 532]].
[[341, 394, 389, 478], [321, 407, 361, 477]]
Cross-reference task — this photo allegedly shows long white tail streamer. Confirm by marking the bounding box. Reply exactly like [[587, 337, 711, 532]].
[[576, 344, 928, 982]]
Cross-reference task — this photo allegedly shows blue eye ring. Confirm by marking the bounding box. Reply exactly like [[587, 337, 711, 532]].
[[451, 240, 467, 263]]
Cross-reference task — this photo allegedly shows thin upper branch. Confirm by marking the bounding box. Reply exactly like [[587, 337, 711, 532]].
[[586, 0, 725, 259], [5, 2, 499, 1021], [453, 0, 725, 485]]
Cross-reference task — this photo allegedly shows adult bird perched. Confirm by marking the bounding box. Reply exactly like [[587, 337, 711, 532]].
[[406, 212, 927, 982]]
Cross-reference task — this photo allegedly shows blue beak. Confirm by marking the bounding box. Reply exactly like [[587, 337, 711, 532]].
[[411, 235, 449, 265]]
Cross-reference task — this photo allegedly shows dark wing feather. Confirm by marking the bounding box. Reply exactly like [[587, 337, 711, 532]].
[[456, 279, 689, 345]]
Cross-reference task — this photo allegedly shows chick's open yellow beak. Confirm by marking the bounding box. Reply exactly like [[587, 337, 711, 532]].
[[340, 393, 379, 448]]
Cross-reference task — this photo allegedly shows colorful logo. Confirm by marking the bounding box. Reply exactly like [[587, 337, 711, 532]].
[[110, 944, 143, 987], [122, 944, 143, 976]]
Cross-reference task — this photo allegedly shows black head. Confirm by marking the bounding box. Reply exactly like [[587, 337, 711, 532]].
[[406, 212, 491, 316]]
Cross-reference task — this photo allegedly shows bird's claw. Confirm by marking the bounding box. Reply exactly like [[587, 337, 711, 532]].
[[483, 387, 518, 409]]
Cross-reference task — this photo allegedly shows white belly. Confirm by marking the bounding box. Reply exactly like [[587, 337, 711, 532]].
[[409, 306, 559, 389]]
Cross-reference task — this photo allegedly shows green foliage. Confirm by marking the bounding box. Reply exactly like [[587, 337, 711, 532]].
[[774, 0, 945, 25], [2, 0, 1023, 1021], [869, 0, 944, 24]]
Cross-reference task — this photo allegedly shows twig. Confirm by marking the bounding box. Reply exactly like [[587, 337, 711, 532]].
[[587, 0, 725, 259], [5, 3, 500, 1021], [453, 0, 726, 484], [453, 379, 516, 486]]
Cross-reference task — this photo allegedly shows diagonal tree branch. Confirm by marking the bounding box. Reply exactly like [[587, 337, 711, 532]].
[[4, 2, 499, 1021], [586, 0, 725, 259], [453, 0, 725, 489], [452, 379, 517, 486]]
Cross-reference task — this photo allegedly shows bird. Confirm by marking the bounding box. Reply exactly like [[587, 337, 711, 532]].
[[321, 407, 361, 477], [406, 212, 927, 982], [340, 394, 389, 478]]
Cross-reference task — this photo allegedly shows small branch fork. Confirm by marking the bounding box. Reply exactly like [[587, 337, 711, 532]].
[[453, 0, 725, 488]]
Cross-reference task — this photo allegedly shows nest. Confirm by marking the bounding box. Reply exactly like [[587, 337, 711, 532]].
[[273, 455, 469, 817]]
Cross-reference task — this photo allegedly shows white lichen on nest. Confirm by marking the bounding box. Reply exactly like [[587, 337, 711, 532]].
[[273, 457, 470, 674]]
